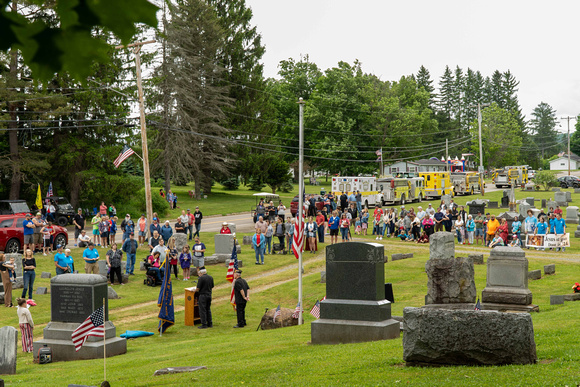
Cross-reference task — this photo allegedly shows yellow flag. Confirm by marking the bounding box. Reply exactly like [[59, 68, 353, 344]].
[[36, 184, 43, 210]]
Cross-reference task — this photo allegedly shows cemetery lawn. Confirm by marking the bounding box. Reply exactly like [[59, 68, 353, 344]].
[[1, 232, 580, 386]]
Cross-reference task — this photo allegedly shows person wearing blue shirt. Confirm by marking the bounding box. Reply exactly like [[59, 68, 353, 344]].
[[524, 210, 537, 235], [23, 214, 35, 252], [512, 217, 522, 244], [83, 243, 100, 274], [535, 216, 548, 251], [160, 221, 173, 243], [550, 213, 567, 252], [122, 233, 138, 275], [54, 245, 74, 275], [252, 229, 265, 265], [328, 211, 340, 245]]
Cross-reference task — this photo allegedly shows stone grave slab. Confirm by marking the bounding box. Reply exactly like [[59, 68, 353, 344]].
[[550, 295, 564, 305], [555, 192, 567, 206], [33, 274, 126, 362], [528, 270, 541, 280], [468, 254, 484, 265], [173, 233, 188, 252], [552, 187, 560, 192], [214, 234, 235, 260], [0, 326, 17, 375], [566, 191, 572, 202], [467, 199, 487, 216], [544, 264, 555, 275], [36, 287, 48, 295], [403, 307, 537, 366], [566, 206, 578, 224], [525, 183, 535, 191], [564, 294, 580, 301], [320, 271, 326, 283], [575, 188, 580, 194], [311, 242, 399, 344], [488, 201, 499, 209], [391, 253, 413, 261], [481, 247, 537, 311], [429, 232, 455, 259], [41, 272, 51, 279], [154, 366, 207, 376], [242, 236, 252, 245], [425, 256, 476, 304], [541, 199, 547, 208], [575, 225, 580, 238]]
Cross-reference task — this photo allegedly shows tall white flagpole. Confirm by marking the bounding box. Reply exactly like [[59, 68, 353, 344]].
[[298, 97, 305, 325]]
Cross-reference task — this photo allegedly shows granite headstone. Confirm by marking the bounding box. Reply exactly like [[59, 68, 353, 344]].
[[555, 192, 567, 206], [565, 206, 578, 224], [311, 242, 399, 344], [0, 326, 17, 375]]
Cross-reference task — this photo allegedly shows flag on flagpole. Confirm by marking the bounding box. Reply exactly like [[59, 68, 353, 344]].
[[292, 302, 302, 319], [113, 145, 136, 168], [47, 181, 53, 198], [71, 306, 105, 352], [273, 305, 281, 322], [310, 300, 321, 319], [292, 190, 307, 260], [226, 240, 238, 283], [474, 298, 481, 311], [157, 258, 174, 333], [230, 281, 236, 310], [35, 184, 43, 210]]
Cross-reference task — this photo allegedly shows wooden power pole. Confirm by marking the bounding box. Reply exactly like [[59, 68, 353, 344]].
[[115, 40, 156, 234]]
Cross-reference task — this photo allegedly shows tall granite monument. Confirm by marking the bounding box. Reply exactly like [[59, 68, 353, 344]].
[[33, 274, 127, 362], [311, 242, 399, 344]]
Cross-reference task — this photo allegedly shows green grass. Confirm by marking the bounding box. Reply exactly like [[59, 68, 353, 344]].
[[3, 232, 580, 386]]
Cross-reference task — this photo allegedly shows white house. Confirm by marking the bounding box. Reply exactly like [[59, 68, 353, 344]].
[[383, 158, 448, 175], [549, 154, 580, 171]]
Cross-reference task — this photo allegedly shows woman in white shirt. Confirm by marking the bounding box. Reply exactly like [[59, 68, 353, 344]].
[[17, 298, 34, 352], [454, 217, 464, 244]]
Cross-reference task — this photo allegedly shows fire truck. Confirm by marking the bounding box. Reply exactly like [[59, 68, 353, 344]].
[[377, 177, 425, 205], [450, 172, 482, 195], [418, 172, 453, 199]]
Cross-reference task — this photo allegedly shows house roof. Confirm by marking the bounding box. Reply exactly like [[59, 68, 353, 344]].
[[414, 159, 448, 166], [551, 154, 580, 163]]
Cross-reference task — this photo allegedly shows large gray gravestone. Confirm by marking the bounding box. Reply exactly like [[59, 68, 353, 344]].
[[311, 242, 399, 344], [555, 192, 567, 206], [0, 326, 17, 375], [467, 199, 487, 216], [173, 233, 188, 252], [519, 202, 532, 220], [403, 308, 537, 366], [33, 274, 126, 362], [566, 191, 572, 202], [481, 247, 538, 312], [425, 232, 476, 305], [541, 198, 547, 208], [566, 206, 579, 224]]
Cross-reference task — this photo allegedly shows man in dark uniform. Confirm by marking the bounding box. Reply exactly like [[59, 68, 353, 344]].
[[197, 266, 214, 329], [233, 269, 250, 328]]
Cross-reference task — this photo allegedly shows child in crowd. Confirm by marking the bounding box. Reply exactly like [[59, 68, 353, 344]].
[[398, 226, 410, 241], [361, 210, 369, 236], [7, 256, 16, 283], [416, 231, 429, 244], [354, 217, 361, 235], [179, 246, 192, 281], [509, 234, 521, 247]]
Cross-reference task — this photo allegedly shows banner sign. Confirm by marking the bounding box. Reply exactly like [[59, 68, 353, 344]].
[[525, 233, 570, 248]]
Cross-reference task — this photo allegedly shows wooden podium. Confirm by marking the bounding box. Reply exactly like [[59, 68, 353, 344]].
[[184, 287, 201, 326]]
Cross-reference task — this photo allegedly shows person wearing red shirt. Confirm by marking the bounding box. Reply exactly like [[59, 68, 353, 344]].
[[554, 206, 563, 216], [373, 205, 384, 235], [99, 202, 107, 216], [187, 209, 195, 241], [315, 210, 326, 243], [220, 222, 231, 234]]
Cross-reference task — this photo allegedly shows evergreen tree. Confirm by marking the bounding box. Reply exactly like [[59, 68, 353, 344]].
[[438, 65, 454, 119], [529, 102, 560, 158], [415, 65, 435, 108]]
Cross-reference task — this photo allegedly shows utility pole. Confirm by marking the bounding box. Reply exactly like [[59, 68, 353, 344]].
[[115, 40, 156, 235], [469, 103, 490, 196], [297, 97, 305, 325], [561, 116, 577, 176], [445, 139, 448, 172]]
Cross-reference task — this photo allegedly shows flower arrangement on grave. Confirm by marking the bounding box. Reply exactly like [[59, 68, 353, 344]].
[[572, 283, 580, 293]]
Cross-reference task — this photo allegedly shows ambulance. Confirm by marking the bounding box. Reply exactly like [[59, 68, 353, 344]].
[[331, 176, 378, 208], [418, 172, 453, 199]]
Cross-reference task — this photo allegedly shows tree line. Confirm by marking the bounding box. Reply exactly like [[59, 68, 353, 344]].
[[0, 0, 572, 207]]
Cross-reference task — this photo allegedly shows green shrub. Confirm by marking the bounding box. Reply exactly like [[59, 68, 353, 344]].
[[221, 177, 240, 190], [279, 180, 294, 193], [247, 177, 265, 191], [534, 170, 558, 191], [124, 188, 170, 218]]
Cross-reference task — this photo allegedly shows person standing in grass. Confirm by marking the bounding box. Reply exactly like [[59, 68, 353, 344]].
[[328, 211, 339, 245], [466, 215, 475, 245], [551, 212, 567, 252], [54, 245, 73, 275], [361, 209, 369, 236], [264, 220, 273, 255], [285, 218, 294, 253], [196, 266, 214, 329], [535, 216, 548, 251], [193, 206, 203, 238], [1, 253, 13, 307], [91, 213, 101, 246], [179, 245, 192, 280], [305, 215, 318, 253], [233, 269, 250, 328], [106, 243, 123, 285], [167, 237, 179, 279], [21, 249, 36, 300], [192, 236, 207, 275], [474, 211, 485, 245], [16, 298, 34, 352], [122, 233, 138, 276], [252, 228, 265, 265]]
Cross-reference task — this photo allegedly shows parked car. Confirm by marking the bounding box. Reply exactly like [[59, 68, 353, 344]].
[[557, 176, 580, 188], [0, 200, 30, 215], [0, 215, 68, 253], [290, 194, 325, 217]]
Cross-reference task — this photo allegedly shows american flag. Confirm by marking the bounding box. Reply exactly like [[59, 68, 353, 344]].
[[45, 182, 53, 207], [113, 145, 135, 168], [292, 192, 308, 260], [310, 296, 326, 319], [273, 304, 281, 322], [474, 298, 481, 311], [71, 306, 105, 352], [291, 302, 302, 319], [226, 241, 238, 283]]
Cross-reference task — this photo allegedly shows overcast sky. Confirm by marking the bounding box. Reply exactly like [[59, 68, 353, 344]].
[[246, 0, 579, 131]]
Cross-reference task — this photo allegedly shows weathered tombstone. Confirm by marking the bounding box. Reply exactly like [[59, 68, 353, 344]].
[[425, 233, 476, 305], [0, 326, 17, 375], [225, 222, 237, 234], [555, 192, 567, 206], [531, 208, 540, 218], [565, 206, 579, 224], [260, 307, 302, 329], [153, 366, 207, 376], [564, 294, 580, 301], [383, 254, 388, 263], [468, 254, 484, 265], [544, 264, 555, 275], [566, 191, 572, 202], [502, 190, 509, 198], [32, 274, 126, 362], [528, 270, 541, 280], [108, 286, 119, 299], [242, 236, 252, 245], [320, 271, 326, 283], [488, 201, 499, 209], [575, 225, 580, 238], [481, 247, 538, 312], [500, 196, 509, 208], [173, 233, 188, 252], [526, 197, 535, 207], [467, 199, 487, 216], [403, 307, 537, 366], [550, 295, 564, 305], [213, 234, 235, 261], [391, 253, 413, 261], [552, 187, 560, 192], [41, 271, 52, 279], [311, 242, 399, 344], [575, 188, 580, 194], [36, 287, 48, 295], [519, 202, 532, 219], [541, 198, 547, 208]]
